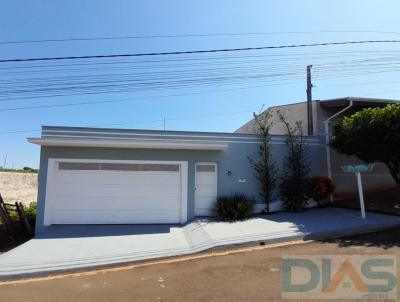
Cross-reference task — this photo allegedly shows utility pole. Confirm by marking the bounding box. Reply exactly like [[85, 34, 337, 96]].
[[306, 65, 314, 135]]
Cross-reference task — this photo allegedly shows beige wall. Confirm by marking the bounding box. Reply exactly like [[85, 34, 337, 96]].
[[235, 101, 319, 135]]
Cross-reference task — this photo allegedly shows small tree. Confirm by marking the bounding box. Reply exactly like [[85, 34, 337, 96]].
[[331, 104, 400, 185], [278, 113, 311, 212], [248, 112, 278, 213]]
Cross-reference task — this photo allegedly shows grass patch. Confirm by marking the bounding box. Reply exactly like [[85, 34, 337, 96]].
[[0, 167, 38, 174]]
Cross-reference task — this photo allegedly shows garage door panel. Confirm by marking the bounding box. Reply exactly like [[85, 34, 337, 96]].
[[53, 183, 180, 198], [46, 160, 186, 225], [52, 210, 180, 224], [53, 196, 181, 211], [56, 172, 180, 185]]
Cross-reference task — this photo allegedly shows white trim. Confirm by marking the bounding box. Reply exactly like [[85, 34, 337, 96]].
[[29, 138, 229, 150], [28, 137, 320, 149], [41, 132, 320, 143], [44, 158, 188, 225], [44, 159, 57, 226], [180, 162, 188, 223], [37, 134, 264, 143], [42, 129, 261, 140]]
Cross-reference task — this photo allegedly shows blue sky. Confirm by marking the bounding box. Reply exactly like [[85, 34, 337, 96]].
[[1, 0, 400, 168]]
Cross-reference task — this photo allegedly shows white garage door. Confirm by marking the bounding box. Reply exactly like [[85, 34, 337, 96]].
[[44, 159, 188, 225]]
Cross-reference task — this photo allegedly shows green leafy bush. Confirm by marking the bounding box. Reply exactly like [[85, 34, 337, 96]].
[[4, 202, 36, 225], [213, 193, 255, 222], [23, 167, 39, 173], [307, 177, 335, 207], [5, 204, 18, 220], [280, 177, 309, 212], [331, 103, 400, 185], [24, 202, 37, 225]]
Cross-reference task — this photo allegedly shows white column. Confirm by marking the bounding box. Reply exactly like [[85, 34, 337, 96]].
[[324, 121, 332, 179], [356, 172, 366, 219], [324, 121, 333, 203]]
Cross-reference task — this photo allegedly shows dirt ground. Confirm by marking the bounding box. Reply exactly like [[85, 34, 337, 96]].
[[0, 171, 38, 205], [1, 229, 399, 302]]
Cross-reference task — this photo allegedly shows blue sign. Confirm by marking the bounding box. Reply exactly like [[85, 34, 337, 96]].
[[341, 164, 373, 173]]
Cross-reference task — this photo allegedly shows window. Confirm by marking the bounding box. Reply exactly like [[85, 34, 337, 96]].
[[58, 162, 179, 172], [196, 164, 216, 173], [58, 162, 99, 170]]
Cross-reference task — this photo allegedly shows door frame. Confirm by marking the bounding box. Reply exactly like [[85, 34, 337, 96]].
[[44, 158, 188, 225], [194, 161, 218, 216]]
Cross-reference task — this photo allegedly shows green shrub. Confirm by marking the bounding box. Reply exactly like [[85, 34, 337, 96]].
[[4, 202, 36, 226], [307, 177, 335, 207], [331, 104, 400, 185], [24, 202, 37, 225], [23, 166, 38, 173], [213, 193, 255, 222], [280, 177, 309, 212], [5, 204, 18, 220]]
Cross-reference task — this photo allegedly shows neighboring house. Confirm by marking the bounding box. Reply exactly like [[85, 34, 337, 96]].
[[236, 97, 399, 198], [29, 126, 322, 233]]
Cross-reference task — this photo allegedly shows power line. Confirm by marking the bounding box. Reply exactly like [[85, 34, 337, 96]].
[[0, 109, 255, 135], [0, 83, 279, 112], [320, 80, 400, 87], [2, 49, 398, 71], [2, 30, 400, 45], [2, 61, 400, 101], [2, 40, 400, 63], [0, 72, 306, 101], [3, 56, 400, 100]]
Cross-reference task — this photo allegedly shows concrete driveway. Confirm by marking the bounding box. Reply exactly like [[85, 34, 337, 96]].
[[0, 207, 399, 278], [1, 228, 399, 302]]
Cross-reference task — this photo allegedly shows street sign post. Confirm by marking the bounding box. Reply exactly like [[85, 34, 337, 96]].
[[341, 164, 374, 219]]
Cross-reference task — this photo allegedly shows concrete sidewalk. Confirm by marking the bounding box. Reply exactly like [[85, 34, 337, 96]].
[[1, 207, 400, 279]]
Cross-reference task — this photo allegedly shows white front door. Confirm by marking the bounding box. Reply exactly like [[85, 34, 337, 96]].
[[195, 162, 218, 216]]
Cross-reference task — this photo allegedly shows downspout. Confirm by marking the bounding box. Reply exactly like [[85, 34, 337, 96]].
[[324, 100, 354, 201]]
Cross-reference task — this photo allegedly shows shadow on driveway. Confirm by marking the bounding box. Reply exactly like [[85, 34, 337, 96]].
[[36, 224, 180, 239], [317, 227, 400, 250]]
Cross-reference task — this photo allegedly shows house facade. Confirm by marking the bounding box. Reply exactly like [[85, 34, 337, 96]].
[[29, 97, 397, 234], [29, 126, 322, 233]]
